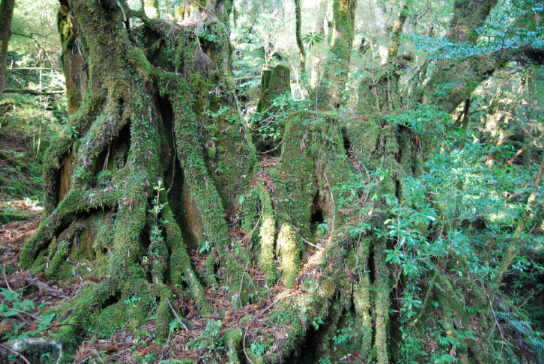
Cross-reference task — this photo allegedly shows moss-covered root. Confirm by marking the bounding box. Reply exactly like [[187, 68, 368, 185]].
[[353, 238, 373, 360], [50, 280, 115, 347], [258, 184, 277, 285], [316, 297, 344, 358], [70, 110, 128, 189], [276, 113, 317, 238], [374, 238, 390, 364], [168, 80, 230, 266], [224, 328, 243, 364], [45, 240, 70, 278], [277, 223, 300, 288], [20, 187, 120, 268], [44, 220, 90, 278], [108, 182, 149, 282], [265, 249, 339, 362], [259, 215, 277, 285], [168, 79, 256, 293], [156, 286, 174, 341], [162, 204, 211, 314]]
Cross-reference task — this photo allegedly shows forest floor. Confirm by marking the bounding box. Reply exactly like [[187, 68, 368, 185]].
[[1, 215, 288, 363], [1, 220, 302, 363]]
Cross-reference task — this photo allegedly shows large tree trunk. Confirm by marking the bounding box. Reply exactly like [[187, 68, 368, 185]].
[[0, 0, 16, 93], [15, 0, 544, 363]]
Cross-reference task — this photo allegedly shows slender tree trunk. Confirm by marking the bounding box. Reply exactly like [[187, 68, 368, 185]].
[[316, 0, 357, 108], [294, 0, 305, 72], [0, 0, 15, 93], [357, 1, 410, 113]]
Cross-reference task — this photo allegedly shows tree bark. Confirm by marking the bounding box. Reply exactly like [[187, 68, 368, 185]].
[[0, 0, 15, 93], [294, 0, 305, 72], [316, 0, 357, 108]]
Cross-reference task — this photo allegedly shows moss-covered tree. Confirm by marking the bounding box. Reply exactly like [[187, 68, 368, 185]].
[[21, 0, 254, 349], [14, 0, 544, 363]]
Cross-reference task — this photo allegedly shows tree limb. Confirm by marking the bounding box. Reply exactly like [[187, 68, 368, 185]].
[[3, 88, 64, 96]]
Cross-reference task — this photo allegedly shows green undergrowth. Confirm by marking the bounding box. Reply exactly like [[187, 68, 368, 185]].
[[0, 92, 66, 224]]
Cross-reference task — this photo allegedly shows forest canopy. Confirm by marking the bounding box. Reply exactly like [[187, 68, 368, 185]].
[[0, 0, 543, 363]]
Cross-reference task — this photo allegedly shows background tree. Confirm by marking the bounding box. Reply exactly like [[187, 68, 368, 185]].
[[0, 0, 16, 93]]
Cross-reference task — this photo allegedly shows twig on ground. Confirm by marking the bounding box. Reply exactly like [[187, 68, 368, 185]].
[[2, 265, 13, 291], [0, 343, 31, 364]]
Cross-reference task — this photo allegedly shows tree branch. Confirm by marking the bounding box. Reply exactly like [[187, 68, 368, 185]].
[[3, 88, 64, 95]]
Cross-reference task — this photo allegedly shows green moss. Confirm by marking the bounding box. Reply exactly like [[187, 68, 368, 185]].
[[155, 287, 173, 341], [245, 352, 265, 364], [50, 281, 115, 347], [162, 204, 211, 314], [345, 118, 381, 157], [277, 223, 300, 288], [91, 301, 128, 338], [373, 238, 390, 364], [224, 328, 243, 364], [164, 75, 255, 291], [276, 113, 317, 236], [20, 187, 120, 268], [127, 47, 155, 81], [29, 250, 47, 275], [316, 0, 356, 107], [108, 183, 148, 282], [265, 246, 339, 362], [240, 188, 260, 239], [168, 78, 230, 252], [353, 238, 373, 360], [257, 65, 291, 113], [92, 215, 114, 257], [258, 184, 277, 285], [45, 240, 70, 278]]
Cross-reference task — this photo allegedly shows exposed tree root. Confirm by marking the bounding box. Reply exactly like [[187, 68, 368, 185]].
[[257, 184, 277, 286]]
